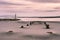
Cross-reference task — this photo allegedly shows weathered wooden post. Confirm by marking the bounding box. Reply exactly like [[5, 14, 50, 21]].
[[46, 24, 50, 29], [20, 26, 24, 28], [26, 24, 29, 26]]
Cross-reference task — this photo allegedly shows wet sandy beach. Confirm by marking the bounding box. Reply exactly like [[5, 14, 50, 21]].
[[0, 21, 60, 40]]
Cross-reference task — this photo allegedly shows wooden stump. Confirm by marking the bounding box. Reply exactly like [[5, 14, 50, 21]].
[[46, 24, 50, 29], [20, 26, 24, 28], [26, 24, 29, 26]]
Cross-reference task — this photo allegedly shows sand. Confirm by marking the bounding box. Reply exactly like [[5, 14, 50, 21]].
[[0, 21, 60, 40]]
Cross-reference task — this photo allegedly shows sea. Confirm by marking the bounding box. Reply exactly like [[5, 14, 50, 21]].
[[0, 18, 60, 40]]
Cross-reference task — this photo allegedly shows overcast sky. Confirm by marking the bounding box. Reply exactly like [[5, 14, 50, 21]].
[[0, 0, 60, 16]]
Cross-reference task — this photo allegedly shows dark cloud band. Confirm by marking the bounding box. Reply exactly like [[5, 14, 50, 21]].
[[0, 1, 25, 5], [26, 0, 60, 3]]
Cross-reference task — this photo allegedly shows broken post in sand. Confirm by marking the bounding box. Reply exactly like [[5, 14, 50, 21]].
[[44, 22, 47, 25], [45, 24, 50, 29], [26, 24, 29, 26], [30, 22, 32, 25], [20, 26, 24, 28]]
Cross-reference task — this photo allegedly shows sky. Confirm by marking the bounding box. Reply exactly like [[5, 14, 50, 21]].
[[0, 0, 60, 17]]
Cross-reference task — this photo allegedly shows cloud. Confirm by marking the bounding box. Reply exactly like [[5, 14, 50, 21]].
[[0, 1, 25, 5], [45, 10, 59, 12], [34, 9, 60, 12], [0, 7, 59, 13], [0, 0, 60, 16], [26, 0, 60, 3], [46, 7, 60, 12], [54, 7, 60, 10], [0, 7, 33, 13]]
